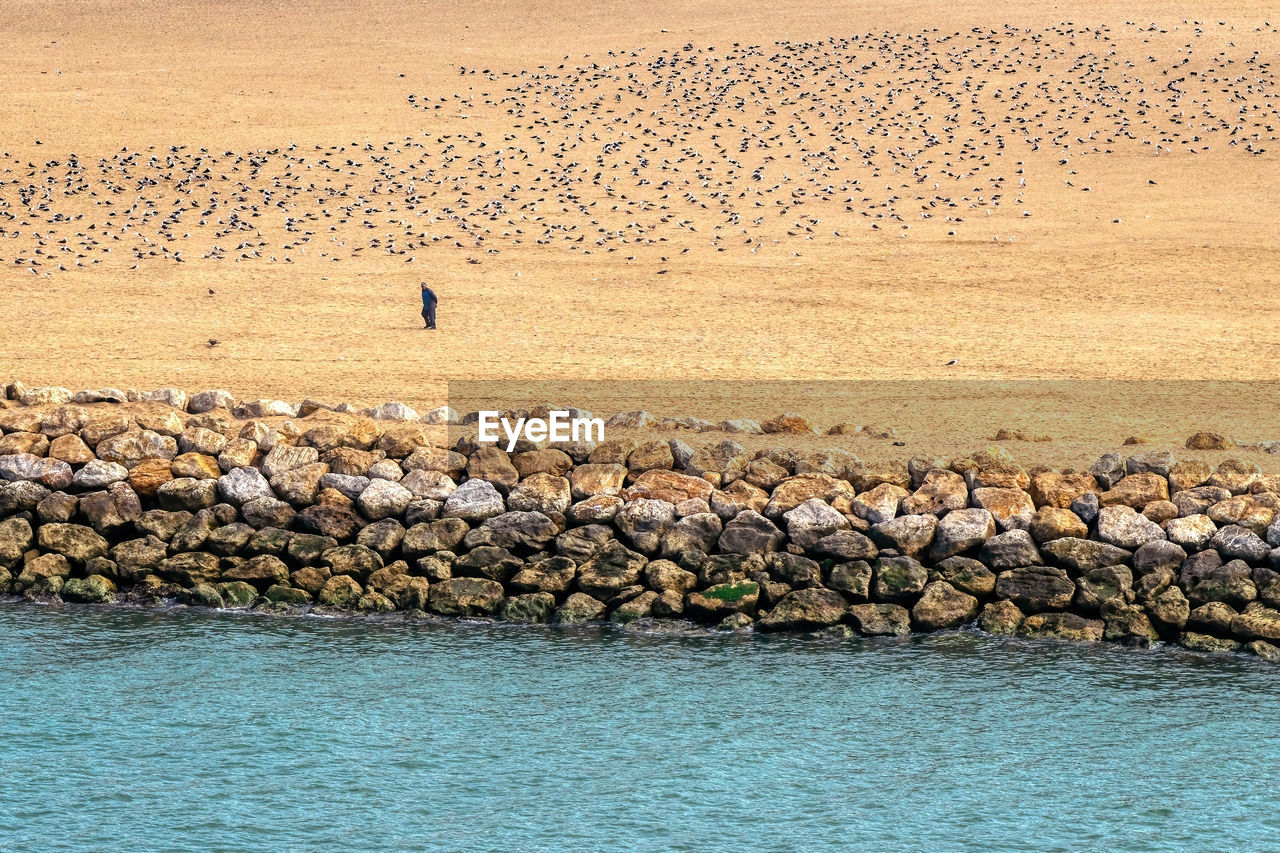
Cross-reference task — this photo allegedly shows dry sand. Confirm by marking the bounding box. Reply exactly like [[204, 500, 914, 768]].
[[0, 0, 1278, 459]]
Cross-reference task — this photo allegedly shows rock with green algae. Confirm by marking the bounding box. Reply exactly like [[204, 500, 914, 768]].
[[552, 592, 607, 624], [184, 582, 225, 609], [427, 577, 505, 617], [1019, 612, 1104, 643], [357, 591, 395, 613], [501, 592, 557, 623], [610, 590, 659, 624], [215, 580, 258, 609], [317, 574, 363, 609], [265, 584, 312, 605], [1245, 640, 1280, 662], [684, 581, 760, 621], [1100, 600, 1160, 647], [849, 602, 912, 636], [16, 553, 72, 592], [1179, 632, 1242, 654], [757, 588, 848, 632], [977, 600, 1025, 635], [871, 556, 929, 604], [61, 574, 116, 604]]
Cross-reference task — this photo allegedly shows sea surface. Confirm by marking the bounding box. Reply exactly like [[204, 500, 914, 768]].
[[1, 605, 1278, 852]]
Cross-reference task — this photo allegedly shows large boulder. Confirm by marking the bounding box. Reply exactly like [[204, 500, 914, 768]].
[[509, 556, 578, 595], [1040, 538, 1132, 573], [1164, 515, 1217, 551], [900, 469, 967, 516], [94, 430, 178, 469], [0, 517, 34, 569], [933, 556, 997, 598], [1019, 612, 1104, 643], [552, 592, 608, 624], [1096, 505, 1167, 549], [659, 513, 723, 559], [463, 511, 560, 552], [1098, 473, 1170, 509], [995, 566, 1075, 612], [621, 469, 713, 504], [717, 511, 786, 556], [850, 483, 908, 526], [685, 581, 760, 620], [911, 581, 980, 631], [757, 588, 848, 632], [782, 498, 850, 550], [466, 447, 520, 495], [568, 463, 627, 501], [70, 459, 129, 490], [849, 603, 912, 636], [506, 473, 571, 515], [576, 540, 648, 599], [970, 487, 1035, 531], [868, 514, 937, 558], [36, 522, 108, 564], [614, 499, 678, 554], [977, 529, 1043, 569], [356, 478, 414, 521], [927, 508, 996, 562], [1211, 525, 1271, 562], [872, 556, 929, 603], [0, 454, 73, 489], [217, 467, 276, 506], [442, 479, 506, 523], [1028, 471, 1097, 508]]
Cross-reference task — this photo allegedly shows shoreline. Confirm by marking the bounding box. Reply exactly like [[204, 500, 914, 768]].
[[2, 384, 1280, 662]]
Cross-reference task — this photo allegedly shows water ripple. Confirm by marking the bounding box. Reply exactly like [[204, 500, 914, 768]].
[[0, 606, 1277, 851]]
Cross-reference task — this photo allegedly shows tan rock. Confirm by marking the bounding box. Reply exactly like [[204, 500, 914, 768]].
[[762, 413, 816, 435], [900, 469, 968, 516], [1208, 459, 1261, 495], [621, 469, 714, 504], [1186, 431, 1231, 451], [765, 473, 856, 519], [170, 452, 222, 480], [1167, 459, 1212, 493], [0, 432, 49, 457], [1029, 471, 1098, 508], [78, 413, 133, 448], [128, 458, 174, 496], [569, 463, 628, 501], [39, 405, 89, 438], [466, 446, 520, 494], [1027, 506, 1089, 543], [1098, 473, 1169, 509], [1141, 500, 1179, 525], [48, 434, 96, 464], [971, 487, 1035, 531], [135, 408, 184, 437], [626, 440, 675, 476], [376, 424, 430, 458], [742, 457, 790, 491], [512, 448, 574, 479], [851, 483, 909, 525]]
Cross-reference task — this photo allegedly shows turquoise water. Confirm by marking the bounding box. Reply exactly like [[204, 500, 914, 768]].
[[2, 606, 1278, 852]]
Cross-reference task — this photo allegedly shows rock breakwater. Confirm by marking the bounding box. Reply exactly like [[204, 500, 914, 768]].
[[3, 384, 1280, 661]]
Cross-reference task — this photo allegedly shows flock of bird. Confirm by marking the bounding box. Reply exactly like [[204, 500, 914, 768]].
[[0, 21, 1275, 274]]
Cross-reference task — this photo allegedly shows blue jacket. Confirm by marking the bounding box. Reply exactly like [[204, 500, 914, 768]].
[[421, 287, 437, 307]]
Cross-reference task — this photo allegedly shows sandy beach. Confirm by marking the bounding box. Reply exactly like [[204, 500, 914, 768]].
[[0, 0, 1277, 453]]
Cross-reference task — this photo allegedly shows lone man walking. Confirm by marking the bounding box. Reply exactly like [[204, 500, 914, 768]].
[[420, 282, 438, 329]]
